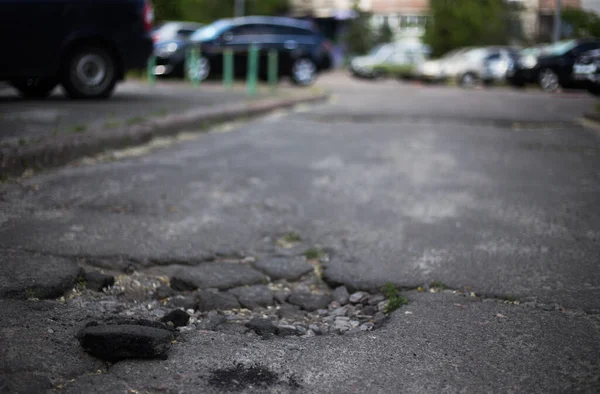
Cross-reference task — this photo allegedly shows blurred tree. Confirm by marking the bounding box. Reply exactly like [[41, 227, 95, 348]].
[[344, 0, 375, 55], [562, 7, 600, 38], [153, 0, 184, 22], [375, 18, 395, 45], [154, 0, 290, 24], [423, 0, 511, 57]]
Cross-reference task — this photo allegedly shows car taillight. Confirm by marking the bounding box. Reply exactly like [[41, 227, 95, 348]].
[[143, 1, 154, 32]]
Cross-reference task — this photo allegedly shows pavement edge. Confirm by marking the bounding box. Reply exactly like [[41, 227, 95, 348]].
[[0, 93, 329, 178]]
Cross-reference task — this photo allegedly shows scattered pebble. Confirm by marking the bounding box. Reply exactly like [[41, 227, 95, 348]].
[[349, 292, 368, 304]]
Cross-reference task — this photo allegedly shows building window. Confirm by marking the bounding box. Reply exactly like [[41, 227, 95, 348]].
[[399, 15, 430, 31]]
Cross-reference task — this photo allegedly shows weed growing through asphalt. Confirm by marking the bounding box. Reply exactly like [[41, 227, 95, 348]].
[[76, 275, 86, 290], [25, 288, 40, 300], [71, 125, 87, 133], [282, 232, 302, 243], [381, 283, 408, 314], [430, 280, 447, 290], [126, 116, 146, 125], [104, 120, 121, 129], [304, 247, 325, 260]]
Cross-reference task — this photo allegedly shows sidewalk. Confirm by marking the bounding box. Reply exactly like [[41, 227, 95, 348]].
[[0, 79, 328, 177]]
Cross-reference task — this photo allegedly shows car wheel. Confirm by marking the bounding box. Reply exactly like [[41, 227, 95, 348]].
[[459, 72, 477, 88], [10, 78, 57, 99], [538, 68, 559, 92], [62, 46, 117, 99], [186, 56, 210, 82], [290, 58, 317, 86]]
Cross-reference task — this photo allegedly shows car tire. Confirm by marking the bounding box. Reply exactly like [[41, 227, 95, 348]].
[[538, 68, 560, 92], [186, 56, 210, 82], [62, 45, 117, 99], [290, 58, 317, 86], [459, 72, 477, 88], [10, 78, 57, 99]]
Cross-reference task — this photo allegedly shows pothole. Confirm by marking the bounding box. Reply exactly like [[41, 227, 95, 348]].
[[60, 239, 408, 338]]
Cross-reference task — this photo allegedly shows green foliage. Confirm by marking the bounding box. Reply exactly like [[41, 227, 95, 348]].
[[282, 232, 302, 243], [423, 0, 512, 57], [381, 283, 408, 314], [430, 280, 447, 290], [562, 7, 600, 38], [153, 0, 290, 24], [304, 247, 325, 260], [374, 19, 394, 46], [344, 1, 375, 55]]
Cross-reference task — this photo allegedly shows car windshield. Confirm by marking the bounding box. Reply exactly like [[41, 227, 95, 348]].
[[543, 40, 577, 56], [191, 20, 230, 41], [370, 44, 394, 61]]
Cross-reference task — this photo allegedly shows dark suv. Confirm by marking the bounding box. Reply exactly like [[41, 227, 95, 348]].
[[508, 39, 600, 91], [0, 0, 154, 99], [184, 17, 332, 86]]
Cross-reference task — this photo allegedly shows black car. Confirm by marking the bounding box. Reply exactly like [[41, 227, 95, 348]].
[[507, 39, 600, 91], [153, 22, 204, 78], [183, 16, 332, 86], [0, 0, 154, 99], [573, 48, 600, 95]]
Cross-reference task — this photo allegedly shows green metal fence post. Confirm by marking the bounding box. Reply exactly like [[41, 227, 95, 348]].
[[268, 49, 278, 94], [223, 49, 234, 90], [247, 44, 259, 97], [147, 56, 156, 86]]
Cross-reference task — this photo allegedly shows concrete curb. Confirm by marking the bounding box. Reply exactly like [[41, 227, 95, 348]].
[[0, 93, 329, 178]]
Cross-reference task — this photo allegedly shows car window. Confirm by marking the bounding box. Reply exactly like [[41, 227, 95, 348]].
[[190, 20, 231, 41], [231, 24, 275, 36], [272, 26, 313, 36], [177, 29, 198, 38], [573, 42, 600, 55]]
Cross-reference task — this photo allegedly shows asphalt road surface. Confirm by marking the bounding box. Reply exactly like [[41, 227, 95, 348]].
[[1, 75, 599, 393]]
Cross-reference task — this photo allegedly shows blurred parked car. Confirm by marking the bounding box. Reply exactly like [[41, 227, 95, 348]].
[[186, 17, 332, 86], [153, 22, 204, 78], [507, 39, 600, 91], [573, 48, 600, 95], [417, 48, 471, 83], [349, 40, 429, 79], [0, 0, 154, 99], [450, 47, 520, 87]]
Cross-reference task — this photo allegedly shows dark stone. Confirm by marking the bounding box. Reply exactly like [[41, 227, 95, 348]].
[[373, 312, 388, 327], [216, 322, 249, 336], [276, 324, 299, 336], [168, 263, 266, 291], [251, 257, 313, 280], [168, 295, 198, 311], [332, 286, 350, 305], [160, 309, 190, 328], [84, 270, 115, 292], [0, 250, 82, 300], [196, 290, 240, 311], [361, 306, 377, 316], [154, 285, 174, 300], [228, 285, 274, 309], [367, 294, 386, 306], [77, 321, 174, 362], [273, 290, 289, 304], [288, 292, 331, 311], [198, 314, 226, 331], [277, 304, 306, 321], [246, 317, 276, 337]]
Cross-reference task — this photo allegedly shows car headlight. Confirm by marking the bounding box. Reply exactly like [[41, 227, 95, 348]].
[[519, 55, 537, 69], [155, 42, 179, 57]]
